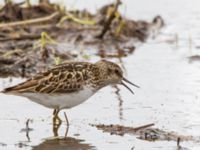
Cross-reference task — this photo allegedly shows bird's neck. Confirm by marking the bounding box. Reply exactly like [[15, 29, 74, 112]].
[[95, 67, 110, 88]]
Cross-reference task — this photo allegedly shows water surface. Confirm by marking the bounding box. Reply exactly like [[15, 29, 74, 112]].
[[1, 0, 200, 149]]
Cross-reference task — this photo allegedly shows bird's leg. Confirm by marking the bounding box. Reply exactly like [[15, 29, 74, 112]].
[[56, 110, 62, 125], [52, 109, 62, 137], [53, 109, 57, 125], [53, 109, 56, 115], [53, 109, 62, 125], [53, 122, 59, 137]]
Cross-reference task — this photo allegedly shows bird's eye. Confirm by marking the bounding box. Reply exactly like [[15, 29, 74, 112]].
[[115, 69, 120, 75], [115, 69, 122, 77]]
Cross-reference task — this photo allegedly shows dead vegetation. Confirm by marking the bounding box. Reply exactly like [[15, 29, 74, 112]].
[[91, 123, 200, 143], [0, 0, 164, 77]]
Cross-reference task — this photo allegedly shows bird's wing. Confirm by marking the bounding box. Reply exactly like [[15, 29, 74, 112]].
[[3, 62, 93, 94]]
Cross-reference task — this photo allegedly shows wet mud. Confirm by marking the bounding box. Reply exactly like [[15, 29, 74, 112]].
[[0, 0, 163, 77], [91, 124, 200, 143]]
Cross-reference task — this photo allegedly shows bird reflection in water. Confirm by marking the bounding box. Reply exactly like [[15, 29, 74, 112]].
[[21, 115, 94, 150], [32, 136, 95, 150], [21, 112, 69, 142], [33, 116, 95, 150]]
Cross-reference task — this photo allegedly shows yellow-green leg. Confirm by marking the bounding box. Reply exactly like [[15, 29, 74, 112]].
[[52, 109, 62, 137], [53, 109, 62, 125]]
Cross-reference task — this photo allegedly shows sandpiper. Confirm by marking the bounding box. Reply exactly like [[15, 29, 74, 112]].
[[2, 60, 139, 124]]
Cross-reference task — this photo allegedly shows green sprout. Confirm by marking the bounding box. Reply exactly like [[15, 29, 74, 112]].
[[106, 5, 125, 37], [3, 49, 22, 58], [25, 0, 31, 7], [34, 31, 57, 50], [80, 48, 91, 60], [33, 32, 57, 61], [57, 13, 96, 26], [41, 32, 57, 48], [54, 56, 62, 65], [115, 19, 125, 37], [4, 0, 12, 4]]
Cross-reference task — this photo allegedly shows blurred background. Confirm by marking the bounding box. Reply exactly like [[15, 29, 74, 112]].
[[0, 0, 200, 150]]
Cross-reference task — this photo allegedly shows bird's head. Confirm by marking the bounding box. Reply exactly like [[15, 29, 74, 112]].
[[95, 60, 139, 94]]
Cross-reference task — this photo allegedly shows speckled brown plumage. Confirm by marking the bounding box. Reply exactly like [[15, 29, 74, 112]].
[[2, 60, 139, 98], [3, 61, 103, 93]]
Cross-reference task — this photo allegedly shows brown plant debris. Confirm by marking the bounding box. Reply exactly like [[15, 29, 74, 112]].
[[188, 55, 200, 63], [0, 0, 164, 77], [91, 123, 200, 143]]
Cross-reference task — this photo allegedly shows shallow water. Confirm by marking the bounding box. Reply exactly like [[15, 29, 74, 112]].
[[1, 0, 200, 149]]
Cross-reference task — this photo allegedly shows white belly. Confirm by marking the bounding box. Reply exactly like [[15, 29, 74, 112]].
[[19, 87, 96, 109]]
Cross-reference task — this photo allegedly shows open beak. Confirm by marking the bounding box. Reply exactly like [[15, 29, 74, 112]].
[[120, 77, 140, 94]]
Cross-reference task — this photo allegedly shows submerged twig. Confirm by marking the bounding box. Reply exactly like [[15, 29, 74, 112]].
[[177, 137, 180, 147], [132, 123, 155, 131], [19, 119, 33, 142], [113, 85, 124, 121], [64, 112, 69, 139], [26, 119, 31, 141]]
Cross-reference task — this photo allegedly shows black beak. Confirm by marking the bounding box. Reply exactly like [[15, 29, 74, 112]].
[[123, 77, 140, 88], [120, 77, 140, 94]]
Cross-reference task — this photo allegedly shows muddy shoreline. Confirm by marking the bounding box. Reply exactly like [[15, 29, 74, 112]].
[[0, 0, 163, 77]]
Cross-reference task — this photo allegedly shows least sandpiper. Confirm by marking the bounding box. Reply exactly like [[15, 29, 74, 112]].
[[2, 60, 139, 124]]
